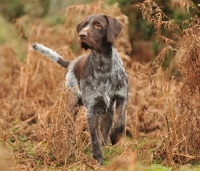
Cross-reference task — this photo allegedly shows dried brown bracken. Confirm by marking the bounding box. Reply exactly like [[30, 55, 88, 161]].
[[133, 0, 200, 165], [1, 0, 200, 170]]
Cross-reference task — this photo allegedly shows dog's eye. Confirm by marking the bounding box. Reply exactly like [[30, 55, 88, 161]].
[[94, 24, 102, 29]]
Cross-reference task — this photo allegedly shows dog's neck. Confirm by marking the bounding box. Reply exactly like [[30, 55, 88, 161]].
[[90, 43, 113, 74], [98, 42, 113, 55]]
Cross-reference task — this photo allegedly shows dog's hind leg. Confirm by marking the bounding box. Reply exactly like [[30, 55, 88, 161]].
[[63, 85, 81, 121], [110, 98, 127, 145]]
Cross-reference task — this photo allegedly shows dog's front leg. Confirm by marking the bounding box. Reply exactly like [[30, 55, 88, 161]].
[[86, 111, 103, 165], [100, 107, 114, 146], [110, 98, 128, 145]]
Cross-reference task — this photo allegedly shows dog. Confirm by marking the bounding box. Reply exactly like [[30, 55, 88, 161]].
[[32, 14, 129, 165]]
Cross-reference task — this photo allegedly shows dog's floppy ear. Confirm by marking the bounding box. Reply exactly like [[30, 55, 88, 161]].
[[105, 15, 123, 44]]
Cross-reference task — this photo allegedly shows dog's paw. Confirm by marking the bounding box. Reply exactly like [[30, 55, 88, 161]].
[[110, 126, 124, 145], [94, 156, 104, 166]]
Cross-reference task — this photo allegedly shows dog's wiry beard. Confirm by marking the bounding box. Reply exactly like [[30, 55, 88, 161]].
[[81, 42, 90, 50], [80, 39, 100, 51]]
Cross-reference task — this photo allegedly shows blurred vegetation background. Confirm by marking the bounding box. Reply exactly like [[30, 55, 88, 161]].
[[0, 0, 199, 63], [0, 1, 200, 169]]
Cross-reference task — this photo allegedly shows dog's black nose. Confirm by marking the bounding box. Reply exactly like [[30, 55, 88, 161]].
[[79, 31, 87, 39]]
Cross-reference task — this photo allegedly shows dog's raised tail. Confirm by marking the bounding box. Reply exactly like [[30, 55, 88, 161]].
[[31, 43, 70, 68]]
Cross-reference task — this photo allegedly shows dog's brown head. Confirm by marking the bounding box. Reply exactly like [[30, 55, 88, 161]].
[[76, 14, 123, 51]]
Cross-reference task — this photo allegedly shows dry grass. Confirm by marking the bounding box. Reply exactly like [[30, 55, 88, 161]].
[[173, 21, 200, 164], [133, 0, 200, 166], [0, 0, 199, 170]]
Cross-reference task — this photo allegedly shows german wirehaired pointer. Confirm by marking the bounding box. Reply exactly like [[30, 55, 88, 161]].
[[32, 14, 129, 165]]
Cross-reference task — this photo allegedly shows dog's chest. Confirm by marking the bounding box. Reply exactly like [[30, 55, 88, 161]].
[[80, 73, 117, 108], [80, 50, 128, 107]]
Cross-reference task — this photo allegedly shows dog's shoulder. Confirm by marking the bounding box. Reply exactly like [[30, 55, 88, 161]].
[[111, 48, 127, 76], [68, 54, 93, 82]]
